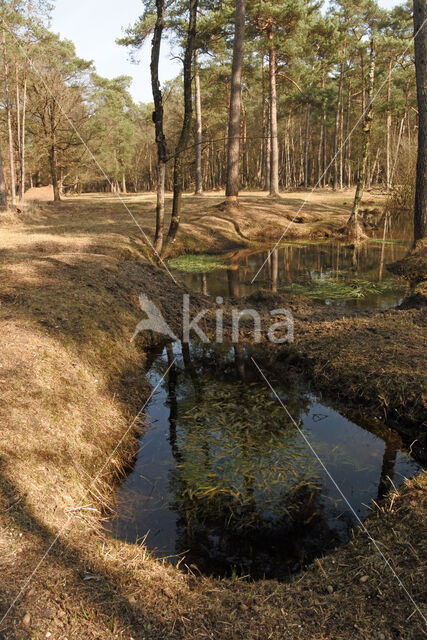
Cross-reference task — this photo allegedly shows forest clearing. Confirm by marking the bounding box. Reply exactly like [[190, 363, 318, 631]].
[[0, 0, 426, 639]]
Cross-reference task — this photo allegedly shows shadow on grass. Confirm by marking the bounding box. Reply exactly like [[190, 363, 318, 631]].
[[0, 465, 176, 639]]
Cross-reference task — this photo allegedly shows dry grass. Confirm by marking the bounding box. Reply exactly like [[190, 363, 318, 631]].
[[13, 187, 388, 257], [0, 192, 425, 640]]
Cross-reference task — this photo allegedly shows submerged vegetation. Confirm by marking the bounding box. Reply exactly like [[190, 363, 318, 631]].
[[279, 276, 407, 301], [168, 254, 229, 272]]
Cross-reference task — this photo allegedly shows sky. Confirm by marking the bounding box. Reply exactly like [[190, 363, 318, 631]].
[[51, 0, 405, 105]]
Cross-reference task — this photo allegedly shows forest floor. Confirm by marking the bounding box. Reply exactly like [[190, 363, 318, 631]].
[[22, 187, 387, 256], [0, 192, 426, 640]]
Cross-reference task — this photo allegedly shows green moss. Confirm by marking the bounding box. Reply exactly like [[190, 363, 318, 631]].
[[168, 254, 229, 273]]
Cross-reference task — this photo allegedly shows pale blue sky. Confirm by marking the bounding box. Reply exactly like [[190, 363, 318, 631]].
[[51, 0, 405, 104]]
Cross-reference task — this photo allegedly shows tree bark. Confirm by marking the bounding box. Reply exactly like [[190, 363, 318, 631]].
[[15, 60, 21, 194], [345, 78, 352, 188], [348, 37, 376, 239], [413, 0, 427, 243], [167, 0, 198, 241], [48, 98, 61, 202], [304, 103, 311, 188], [321, 71, 327, 187], [0, 146, 8, 210], [268, 28, 279, 196], [259, 54, 266, 188], [386, 57, 392, 191], [2, 31, 16, 207], [49, 140, 60, 202], [19, 60, 27, 204], [194, 49, 203, 195], [225, 0, 246, 203], [151, 0, 168, 254], [333, 58, 345, 190]]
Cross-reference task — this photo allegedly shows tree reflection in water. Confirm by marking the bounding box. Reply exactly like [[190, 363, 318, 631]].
[[162, 342, 349, 579], [108, 340, 420, 580]]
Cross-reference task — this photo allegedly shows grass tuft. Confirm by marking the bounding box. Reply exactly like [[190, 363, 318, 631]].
[[280, 277, 406, 300]]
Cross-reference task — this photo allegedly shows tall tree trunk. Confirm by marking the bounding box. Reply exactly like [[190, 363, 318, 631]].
[[19, 60, 27, 204], [339, 77, 344, 189], [265, 102, 271, 189], [0, 146, 7, 210], [413, 0, 427, 244], [333, 58, 345, 190], [48, 99, 61, 202], [345, 78, 352, 188], [122, 172, 127, 194], [15, 60, 21, 195], [151, 0, 168, 254], [242, 101, 248, 187], [268, 28, 279, 196], [259, 54, 266, 188], [386, 56, 392, 191], [390, 113, 406, 187], [303, 103, 311, 188], [167, 0, 198, 240], [317, 115, 323, 186], [360, 47, 366, 115], [348, 37, 376, 239], [2, 31, 16, 207], [321, 72, 327, 187], [225, 0, 246, 203], [194, 49, 203, 195], [49, 140, 60, 202]]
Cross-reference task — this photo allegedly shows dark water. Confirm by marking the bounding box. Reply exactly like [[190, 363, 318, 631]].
[[108, 341, 420, 580], [172, 240, 409, 309]]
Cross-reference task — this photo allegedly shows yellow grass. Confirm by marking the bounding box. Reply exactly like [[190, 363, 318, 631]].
[[0, 192, 425, 639]]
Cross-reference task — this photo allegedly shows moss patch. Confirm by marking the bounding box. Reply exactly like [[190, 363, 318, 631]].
[[168, 253, 229, 273]]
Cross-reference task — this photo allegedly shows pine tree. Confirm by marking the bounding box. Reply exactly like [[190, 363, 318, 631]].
[[413, 0, 426, 244]]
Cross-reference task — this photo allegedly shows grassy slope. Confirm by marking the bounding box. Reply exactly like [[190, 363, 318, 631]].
[[0, 194, 425, 639]]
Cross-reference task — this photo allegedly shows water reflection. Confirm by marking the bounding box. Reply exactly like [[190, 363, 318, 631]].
[[108, 342, 420, 580], [177, 239, 409, 310]]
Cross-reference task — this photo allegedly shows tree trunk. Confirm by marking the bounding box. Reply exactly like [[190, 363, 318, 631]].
[[225, 0, 246, 203], [0, 146, 8, 210], [321, 71, 327, 187], [15, 60, 21, 195], [304, 103, 311, 188], [333, 58, 345, 190], [2, 31, 16, 207], [390, 113, 406, 187], [155, 162, 165, 250], [345, 78, 352, 188], [348, 37, 376, 239], [194, 49, 203, 195], [49, 142, 60, 202], [259, 54, 266, 188], [167, 0, 198, 241], [19, 61, 27, 204], [413, 0, 427, 244], [317, 115, 323, 186], [386, 57, 392, 191], [151, 0, 168, 254], [122, 172, 127, 194], [265, 104, 271, 189], [268, 28, 279, 197]]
